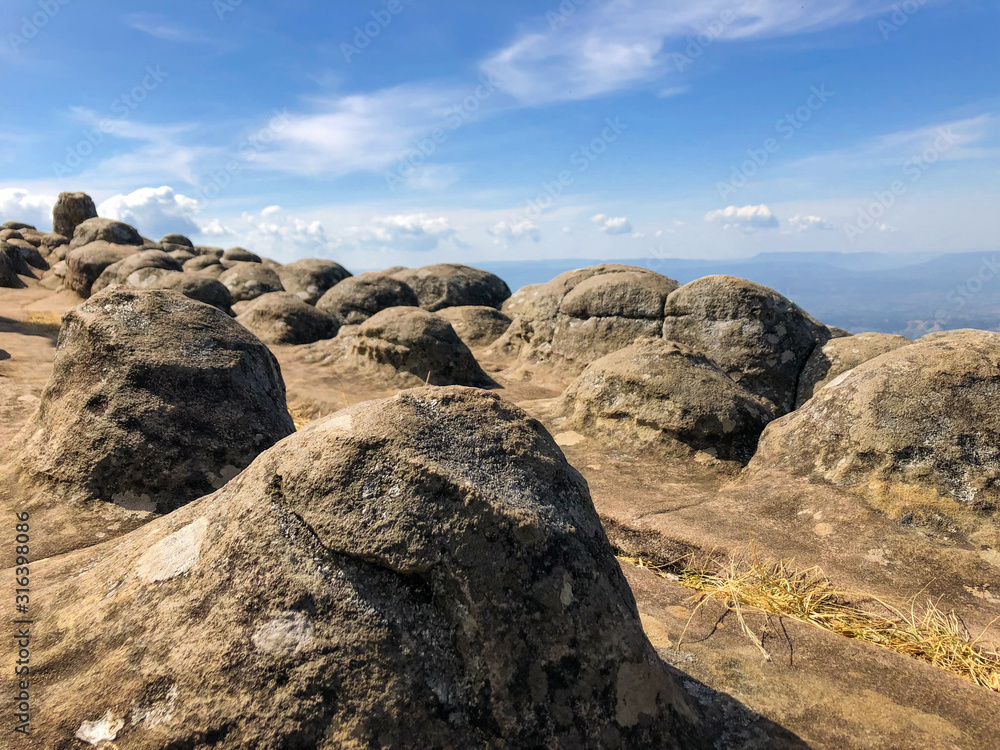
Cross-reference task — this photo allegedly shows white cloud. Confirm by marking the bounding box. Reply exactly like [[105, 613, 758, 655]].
[[630, 231, 646, 239], [488, 218, 541, 245], [482, 0, 900, 105], [98, 186, 201, 239], [0, 188, 56, 231], [261, 205, 282, 217], [346, 213, 462, 253], [255, 84, 484, 177], [591, 213, 633, 235], [199, 218, 234, 237], [704, 204, 779, 232], [878, 223, 898, 233], [788, 214, 836, 232]]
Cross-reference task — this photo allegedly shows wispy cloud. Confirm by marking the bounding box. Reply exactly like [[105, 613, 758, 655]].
[[124, 14, 218, 45], [481, 0, 901, 105]]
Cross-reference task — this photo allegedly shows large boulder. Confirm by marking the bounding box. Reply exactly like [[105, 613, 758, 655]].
[[1, 220, 34, 230], [222, 246, 261, 263], [219, 261, 284, 302], [235, 291, 339, 345], [437, 305, 512, 347], [160, 232, 193, 248], [351, 306, 495, 387], [4, 238, 49, 271], [277, 257, 352, 305], [796, 332, 912, 406], [69, 216, 143, 249], [0, 288, 295, 558], [316, 271, 419, 324], [560, 338, 776, 462], [52, 191, 98, 239], [183, 254, 223, 274], [747, 330, 1000, 540], [492, 265, 680, 373], [91, 249, 183, 294], [20, 387, 700, 748], [143, 271, 234, 313], [1, 240, 39, 277], [391, 263, 511, 311], [65, 241, 136, 296], [661, 276, 830, 414]]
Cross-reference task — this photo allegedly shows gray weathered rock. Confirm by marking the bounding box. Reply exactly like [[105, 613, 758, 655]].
[[223, 246, 261, 263], [796, 332, 911, 406], [351, 307, 495, 387], [142, 271, 234, 314], [661, 276, 829, 414], [391, 263, 511, 311], [183, 254, 223, 274], [0, 288, 294, 558], [560, 338, 776, 462], [219, 261, 284, 302], [69, 217, 143, 249], [277, 257, 352, 305], [65, 242, 137, 296], [0, 245, 25, 288], [316, 271, 419, 324], [748, 330, 1000, 539], [235, 291, 340, 345], [437, 305, 512, 347], [91, 250, 183, 295], [52, 191, 98, 238], [160, 232, 193, 248], [17, 386, 699, 748]]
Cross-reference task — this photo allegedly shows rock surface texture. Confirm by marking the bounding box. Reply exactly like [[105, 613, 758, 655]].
[[52, 191, 98, 239], [661, 275, 830, 414], [17, 387, 700, 749], [748, 329, 1000, 544], [277, 257, 352, 305], [437, 305, 512, 348], [316, 271, 419, 324], [235, 291, 340, 344], [795, 332, 912, 406], [560, 338, 776, 462]]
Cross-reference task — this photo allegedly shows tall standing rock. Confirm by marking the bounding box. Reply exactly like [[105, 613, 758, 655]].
[[52, 191, 98, 239], [0, 288, 295, 558], [19, 387, 701, 748]]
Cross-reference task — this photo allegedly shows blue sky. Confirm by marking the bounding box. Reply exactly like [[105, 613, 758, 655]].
[[0, 0, 997, 269]]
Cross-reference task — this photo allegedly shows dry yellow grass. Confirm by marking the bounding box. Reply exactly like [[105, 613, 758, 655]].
[[618, 545, 1000, 692]]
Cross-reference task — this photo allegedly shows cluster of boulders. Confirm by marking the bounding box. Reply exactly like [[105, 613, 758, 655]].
[[0, 283, 705, 746]]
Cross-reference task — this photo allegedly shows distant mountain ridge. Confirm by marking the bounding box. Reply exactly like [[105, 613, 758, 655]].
[[476, 251, 1000, 337]]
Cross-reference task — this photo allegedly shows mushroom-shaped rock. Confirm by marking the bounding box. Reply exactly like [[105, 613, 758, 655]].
[[219, 261, 284, 302], [91, 249, 183, 295], [65, 241, 137, 296], [277, 257, 352, 305], [160, 232, 193, 248], [391, 263, 511, 311], [141, 271, 234, 314], [795, 332, 911, 406], [661, 275, 829, 414], [222, 246, 261, 263], [492, 265, 680, 372], [747, 330, 1000, 530], [20, 387, 700, 748], [236, 291, 339, 345], [351, 307, 495, 387], [52, 191, 98, 239], [316, 271, 418, 324], [437, 305, 512, 348], [0, 288, 295, 558], [560, 338, 776, 462], [69, 217, 143, 249]]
